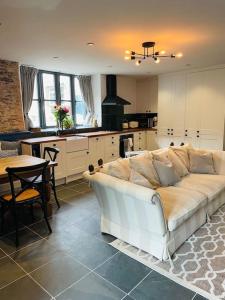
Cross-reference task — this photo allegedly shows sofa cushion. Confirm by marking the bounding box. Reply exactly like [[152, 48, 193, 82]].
[[170, 144, 192, 170], [0, 150, 18, 158], [153, 160, 180, 187], [157, 186, 207, 231], [129, 169, 154, 189], [129, 153, 160, 188], [100, 158, 131, 181], [175, 173, 225, 202], [189, 149, 215, 174]]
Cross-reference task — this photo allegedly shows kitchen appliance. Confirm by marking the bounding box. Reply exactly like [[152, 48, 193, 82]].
[[119, 134, 134, 157], [102, 75, 131, 131], [129, 121, 139, 128]]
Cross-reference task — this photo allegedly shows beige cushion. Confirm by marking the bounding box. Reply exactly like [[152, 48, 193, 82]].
[[170, 144, 192, 170], [153, 160, 180, 187], [100, 158, 131, 181], [129, 169, 154, 189], [175, 173, 225, 202], [152, 148, 189, 177], [129, 154, 160, 188], [189, 149, 215, 174], [157, 186, 207, 231]]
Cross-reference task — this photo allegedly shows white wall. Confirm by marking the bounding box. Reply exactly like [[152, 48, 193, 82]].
[[136, 76, 158, 113], [117, 76, 137, 114]]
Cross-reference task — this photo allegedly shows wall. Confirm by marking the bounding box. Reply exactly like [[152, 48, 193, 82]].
[[117, 76, 137, 114], [0, 59, 25, 132], [136, 76, 158, 113]]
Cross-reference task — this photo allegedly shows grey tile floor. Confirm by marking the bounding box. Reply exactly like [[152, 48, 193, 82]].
[[0, 179, 207, 300]]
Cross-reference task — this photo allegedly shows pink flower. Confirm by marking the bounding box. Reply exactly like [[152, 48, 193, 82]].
[[63, 106, 69, 113]]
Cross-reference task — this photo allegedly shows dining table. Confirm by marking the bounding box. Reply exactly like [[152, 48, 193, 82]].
[[0, 155, 57, 215]]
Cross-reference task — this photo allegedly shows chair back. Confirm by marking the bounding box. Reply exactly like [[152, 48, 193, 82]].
[[43, 147, 59, 162], [6, 161, 49, 203]]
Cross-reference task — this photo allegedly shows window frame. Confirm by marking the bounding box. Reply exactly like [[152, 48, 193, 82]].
[[34, 70, 83, 128]]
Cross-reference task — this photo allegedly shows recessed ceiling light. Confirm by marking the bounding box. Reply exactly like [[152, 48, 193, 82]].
[[186, 63, 191, 67], [87, 42, 95, 46], [107, 65, 112, 68], [53, 56, 59, 59]]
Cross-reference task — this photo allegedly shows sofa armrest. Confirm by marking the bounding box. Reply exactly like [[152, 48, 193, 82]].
[[83, 171, 167, 236], [211, 150, 225, 175]]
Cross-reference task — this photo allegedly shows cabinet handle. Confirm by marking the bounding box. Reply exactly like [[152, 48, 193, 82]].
[[197, 131, 199, 133], [96, 137, 99, 141], [86, 151, 89, 154], [168, 133, 170, 135], [112, 137, 114, 139], [139, 147, 141, 150], [185, 129, 188, 132], [171, 129, 173, 131], [185, 134, 187, 137], [171, 133, 173, 136], [112, 141, 114, 144], [139, 137, 141, 140], [112, 153, 114, 156], [53, 143, 56, 147], [197, 135, 199, 138], [168, 129, 170, 131]]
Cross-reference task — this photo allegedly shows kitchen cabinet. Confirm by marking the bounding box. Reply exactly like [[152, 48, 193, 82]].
[[40, 140, 66, 180], [88, 136, 105, 167], [133, 131, 146, 151], [146, 130, 158, 150], [104, 134, 120, 163]]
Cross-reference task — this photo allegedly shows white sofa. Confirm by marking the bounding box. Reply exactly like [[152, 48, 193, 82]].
[[84, 149, 225, 261]]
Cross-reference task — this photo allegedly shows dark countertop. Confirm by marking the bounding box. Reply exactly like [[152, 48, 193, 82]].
[[75, 128, 157, 138]]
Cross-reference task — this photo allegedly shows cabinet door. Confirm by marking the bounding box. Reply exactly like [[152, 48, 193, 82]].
[[88, 137, 105, 166], [146, 131, 159, 150], [185, 72, 204, 133], [66, 150, 88, 176], [157, 75, 173, 133], [133, 131, 146, 151], [172, 74, 186, 137], [41, 141, 66, 180]]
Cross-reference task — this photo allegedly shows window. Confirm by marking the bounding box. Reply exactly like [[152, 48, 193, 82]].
[[74, 77, 86, 125], [29, 76, 40, 127], [29, 71, 87, 128]]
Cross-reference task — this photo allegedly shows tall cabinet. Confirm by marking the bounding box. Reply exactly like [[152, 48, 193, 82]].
[[157, 67, 225, 150]]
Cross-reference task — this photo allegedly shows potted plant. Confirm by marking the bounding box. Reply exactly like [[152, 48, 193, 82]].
[[53, 105, 69, 130]]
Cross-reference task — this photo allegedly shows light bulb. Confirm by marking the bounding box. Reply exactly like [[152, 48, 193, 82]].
[[135, 60, 141, 66], [160, 50, 166, 55], [124, 56, 130, 60], [176, 52, 183, 58], [154, 58, 160, 64], [125, 50, 131, 54]]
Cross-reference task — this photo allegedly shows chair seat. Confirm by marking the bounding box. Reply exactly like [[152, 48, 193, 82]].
[[2, 188, 40, 202]]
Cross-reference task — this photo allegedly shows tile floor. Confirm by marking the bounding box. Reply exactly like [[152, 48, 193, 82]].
[[0, 179, 207, 300]]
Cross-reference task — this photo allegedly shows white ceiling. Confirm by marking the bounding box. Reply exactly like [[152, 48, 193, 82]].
[[0, 0, 225, 75]]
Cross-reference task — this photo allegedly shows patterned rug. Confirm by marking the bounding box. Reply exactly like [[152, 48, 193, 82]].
[[110, 205, 225, 300]]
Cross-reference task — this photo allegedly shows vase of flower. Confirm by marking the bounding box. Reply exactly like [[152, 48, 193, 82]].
[[53, 105, 69, 130]]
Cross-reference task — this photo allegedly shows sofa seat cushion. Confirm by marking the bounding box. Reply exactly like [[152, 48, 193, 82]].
[[157, 186, 207, 231], [175, 174, 225, 202]]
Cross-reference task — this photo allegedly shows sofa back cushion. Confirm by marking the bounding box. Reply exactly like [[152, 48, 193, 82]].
[[152, 148, 189, 177], [100, 158, 131, 181], [188, 149, 216, 174], [129, 169, 154, 188], [153, 160, 181, 187], [129, 153, 160, 188], [170, 144, 192, 170]]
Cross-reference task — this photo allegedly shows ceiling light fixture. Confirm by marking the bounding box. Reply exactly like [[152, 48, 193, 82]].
[[87, 42, 95, 46], [125, 41, 183, 65]]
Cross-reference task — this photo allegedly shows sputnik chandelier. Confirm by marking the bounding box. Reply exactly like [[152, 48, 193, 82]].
[[124, 41, 183, 65]]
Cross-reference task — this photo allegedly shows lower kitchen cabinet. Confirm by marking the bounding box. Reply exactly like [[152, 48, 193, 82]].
[[146, 130, 158, 150], [133, 131, 146, 151], [66, 150, 88, 176], [40, 140, 66, 180]]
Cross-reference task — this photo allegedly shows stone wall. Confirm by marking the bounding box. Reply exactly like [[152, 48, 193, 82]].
[[0, 59, 25, 132]]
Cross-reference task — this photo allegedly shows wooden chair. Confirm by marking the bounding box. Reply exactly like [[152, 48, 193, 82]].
[[26, 147, 60, 209], [0, 161, 52, 246]]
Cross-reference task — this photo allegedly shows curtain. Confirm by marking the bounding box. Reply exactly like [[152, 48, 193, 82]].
[[77, 75, 95, 125], [20, 65, 38, 129]]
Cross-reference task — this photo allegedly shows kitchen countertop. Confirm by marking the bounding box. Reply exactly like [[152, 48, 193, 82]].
[[21, 128, 157, 144], [75, 128, 157, 138]]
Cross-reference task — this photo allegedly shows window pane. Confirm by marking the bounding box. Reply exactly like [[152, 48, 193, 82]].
[[60, 76, 71, 100], [29, 101, 40, 127], [74, 77, 84, 102], [76, 101, 86, 125], [43, 73, 56, 100], [33, 76, 38, 99], [44, 101, 57, 126], [61, 101, 72, 115]]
